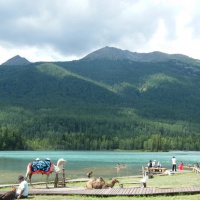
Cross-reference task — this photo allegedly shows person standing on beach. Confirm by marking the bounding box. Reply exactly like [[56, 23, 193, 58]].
[[172, 156, 177, 171]]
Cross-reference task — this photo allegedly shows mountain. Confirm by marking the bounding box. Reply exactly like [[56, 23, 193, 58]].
[[0, 46, 200, 151], [2, 46, 199, 66], [1, 55, 31, 66], [82, 46, 200, 65]]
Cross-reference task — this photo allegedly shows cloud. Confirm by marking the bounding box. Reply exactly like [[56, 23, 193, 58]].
[[0, 0, 199, 64]]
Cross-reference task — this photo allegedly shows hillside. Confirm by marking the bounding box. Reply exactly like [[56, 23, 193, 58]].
[[0, 47, 200, 151]]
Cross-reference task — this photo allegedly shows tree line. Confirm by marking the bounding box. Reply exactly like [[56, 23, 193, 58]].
[[0, 116, 199, 151]]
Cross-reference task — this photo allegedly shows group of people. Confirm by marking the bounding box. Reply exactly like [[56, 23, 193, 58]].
[[147, 156, 184, 171], [172, 156, 184, 171], [116, 163, 127, 172], [116, 163, 126, 169], [147, 160, 162, 168]]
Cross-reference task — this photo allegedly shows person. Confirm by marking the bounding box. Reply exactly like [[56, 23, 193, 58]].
[[87, 171, 93, 178], [152, 160, 156, 167], [116, 163, 120, 168], [157, 161, 162, 168], [172, 156, 176, 171], [15, 175, 28, 199], [122, 163, 126, 168], [178, 161, 184, 170], [147, 160, 152, 168]]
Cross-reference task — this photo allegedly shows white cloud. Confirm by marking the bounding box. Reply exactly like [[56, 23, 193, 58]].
[[0, 0, 200, 64]]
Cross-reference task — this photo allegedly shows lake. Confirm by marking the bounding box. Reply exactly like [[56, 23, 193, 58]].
[[0, 150, 199, 184]]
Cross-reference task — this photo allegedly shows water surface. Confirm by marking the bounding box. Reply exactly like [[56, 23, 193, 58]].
[[0, 151, 199, 184]]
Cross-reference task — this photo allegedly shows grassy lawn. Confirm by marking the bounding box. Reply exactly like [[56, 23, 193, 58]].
[[1, 171, 200, 199]]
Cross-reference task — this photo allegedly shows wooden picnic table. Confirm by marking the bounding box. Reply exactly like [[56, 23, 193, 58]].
[[145, 167, 167, 173]]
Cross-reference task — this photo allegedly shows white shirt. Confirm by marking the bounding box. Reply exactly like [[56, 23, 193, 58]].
[[17, 180, 28, 196], [172, 157, 176, 165]]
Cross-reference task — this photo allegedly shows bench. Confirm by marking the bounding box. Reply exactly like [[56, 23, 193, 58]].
[[119, 181, 147, 188]]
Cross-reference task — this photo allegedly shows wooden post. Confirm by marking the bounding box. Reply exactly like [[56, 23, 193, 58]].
[[54, 174, 59, 188], [62, 168, 66, 187]]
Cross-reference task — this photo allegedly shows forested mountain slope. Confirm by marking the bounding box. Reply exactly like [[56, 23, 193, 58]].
[[0, 47, 200, 151]]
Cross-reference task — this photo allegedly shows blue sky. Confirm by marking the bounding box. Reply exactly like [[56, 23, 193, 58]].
[[0, 0, 200, 64]]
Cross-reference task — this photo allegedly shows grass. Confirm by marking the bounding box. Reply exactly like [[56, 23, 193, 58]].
[[1, 171, 200, 199]]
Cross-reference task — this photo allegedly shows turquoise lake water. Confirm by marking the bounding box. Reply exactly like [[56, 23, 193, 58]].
[[0, 151, 199, 184]]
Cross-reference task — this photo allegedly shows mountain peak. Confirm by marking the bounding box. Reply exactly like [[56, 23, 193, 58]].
[[1, 55, 31, 66], [81, 46, 133, 61], [81, 46, 195, 63]]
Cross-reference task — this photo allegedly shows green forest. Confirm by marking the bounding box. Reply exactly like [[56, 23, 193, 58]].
[[0, 114, 200, 151], [1, 54, 200, 151]]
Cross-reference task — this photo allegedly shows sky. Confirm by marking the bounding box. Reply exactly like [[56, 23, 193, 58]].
[[0, 0, 200, 64]]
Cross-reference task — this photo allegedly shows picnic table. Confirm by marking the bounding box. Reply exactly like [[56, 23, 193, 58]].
[[145, 167, 167, 173]]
